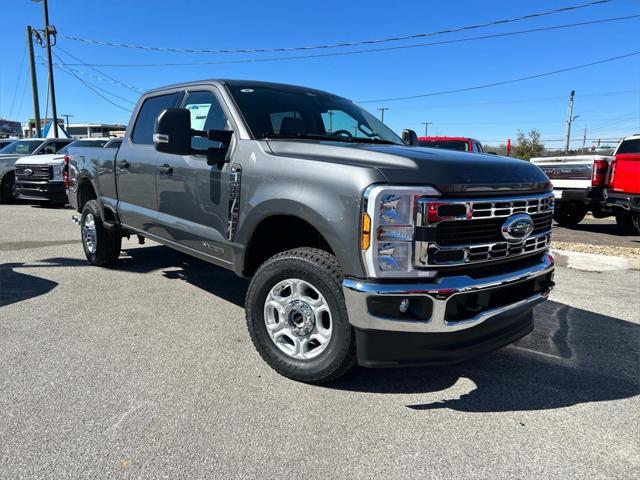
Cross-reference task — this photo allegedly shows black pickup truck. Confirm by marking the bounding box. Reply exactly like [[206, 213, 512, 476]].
[[66, 79, 555, 382]]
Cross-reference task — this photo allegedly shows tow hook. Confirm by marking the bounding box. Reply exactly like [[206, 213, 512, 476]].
[[72, 215, 81, 225]]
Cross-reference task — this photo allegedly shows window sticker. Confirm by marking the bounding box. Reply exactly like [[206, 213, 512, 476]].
[[187, 103, 211, 130]]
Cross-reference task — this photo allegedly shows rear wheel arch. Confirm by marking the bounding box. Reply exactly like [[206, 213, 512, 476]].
[[76, 176, 98, 212]]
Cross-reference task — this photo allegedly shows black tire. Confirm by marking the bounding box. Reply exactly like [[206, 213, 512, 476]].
[[80, 200, 122, 267], [0, 171, 18, 203], [553, 206, 587, 227], [616, 212, 640, 235], [245, 248, 356, 383]]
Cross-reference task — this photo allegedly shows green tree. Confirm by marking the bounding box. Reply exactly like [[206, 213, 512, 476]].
[[512, 129, 544, 160]]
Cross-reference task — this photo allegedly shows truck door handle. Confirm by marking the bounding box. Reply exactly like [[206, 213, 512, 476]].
[[118, 159, 130, 169], [158, 164, 173, 174]]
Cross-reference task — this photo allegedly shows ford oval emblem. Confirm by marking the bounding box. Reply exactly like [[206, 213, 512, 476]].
[[501, 213, 534, 243], [23, 168, 33, 176]]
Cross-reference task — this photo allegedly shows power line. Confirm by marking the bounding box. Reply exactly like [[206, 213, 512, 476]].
[[57, 0, 615, 54], [49, 52, 133, 112], [358, 51, 640, 103], [55, 15, 640, 67], [38, 55, 137, 105], [412, 90, 639, 109], [9, 41, 28, 118], [54, 45, 142, 93]]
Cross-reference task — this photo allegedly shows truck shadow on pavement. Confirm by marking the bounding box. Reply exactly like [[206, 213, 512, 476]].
[[0, 260, 73, 307], [331, 300, 640, 412], [118, 245, 248, 307]]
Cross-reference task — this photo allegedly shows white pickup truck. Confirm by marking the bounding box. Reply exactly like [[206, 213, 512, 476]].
[[530, 154, 613, 226]]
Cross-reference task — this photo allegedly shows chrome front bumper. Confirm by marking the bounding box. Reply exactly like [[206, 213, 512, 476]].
[[343, 253, 554, 334]]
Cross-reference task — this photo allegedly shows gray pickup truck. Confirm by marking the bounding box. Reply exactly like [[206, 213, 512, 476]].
[[66, 80, 555, 382]]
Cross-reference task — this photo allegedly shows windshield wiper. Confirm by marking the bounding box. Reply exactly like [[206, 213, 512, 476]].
[[262, 133, 398, 145]]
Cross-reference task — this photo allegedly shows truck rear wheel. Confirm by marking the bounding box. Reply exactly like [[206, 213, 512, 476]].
[[80, 200, 122, 267], [616, 212, 640, 235], [553, 206, 586, 227], [245, 248, 356, 383]]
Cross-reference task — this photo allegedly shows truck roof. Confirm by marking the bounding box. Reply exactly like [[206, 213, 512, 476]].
[[418, 136, 481, 143], [145, 79, 347, 100]]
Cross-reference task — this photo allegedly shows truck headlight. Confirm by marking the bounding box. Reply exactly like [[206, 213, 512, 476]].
[[51, 164, 63, 181], [361, 185, 440, 278]]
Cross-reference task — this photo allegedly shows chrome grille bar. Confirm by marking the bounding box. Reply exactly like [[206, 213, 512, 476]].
[[414, 192, 554, 268]]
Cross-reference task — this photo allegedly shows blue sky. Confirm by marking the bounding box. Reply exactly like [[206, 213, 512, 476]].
[[1, 0, 639, 147]]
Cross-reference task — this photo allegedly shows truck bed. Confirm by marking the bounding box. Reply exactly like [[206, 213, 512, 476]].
[[531, 155, 612, 194]]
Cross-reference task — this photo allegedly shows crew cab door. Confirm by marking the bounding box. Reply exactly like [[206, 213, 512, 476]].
[[155, 88, 237, 265], [116, 91, 183, 232]]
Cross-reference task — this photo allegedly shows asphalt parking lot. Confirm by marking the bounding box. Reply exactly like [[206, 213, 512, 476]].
[[553, 215, 640, 249], [1, 204, 639, 479]]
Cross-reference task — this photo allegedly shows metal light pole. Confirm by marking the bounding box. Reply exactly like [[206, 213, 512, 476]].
[[62, 114, 73, 130], [377, 107, 389, 122], [420, 122, 433, 136], [34, 0, 59, 138], [27, 26, 42, 138]]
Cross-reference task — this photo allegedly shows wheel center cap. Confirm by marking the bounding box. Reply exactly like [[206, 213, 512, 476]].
[[285, 300, 315, 336]]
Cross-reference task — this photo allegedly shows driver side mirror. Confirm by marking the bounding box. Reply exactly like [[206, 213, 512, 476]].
[[154, 108, 234, 165], [154, 108, 191, 155], [402, 129, 418, 146]]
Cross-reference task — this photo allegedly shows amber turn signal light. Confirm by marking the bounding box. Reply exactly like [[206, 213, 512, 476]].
[[361, 212, 371, 250]]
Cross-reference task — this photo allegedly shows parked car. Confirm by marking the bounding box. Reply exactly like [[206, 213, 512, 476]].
[[605, 134, 640, 234], [418, 136, 485, 153], [14, 138, 120, 205], [0, 138, 16, 150], [0, 138, 73, 202], [66, 79, 555, 383], [530, 154, 614, 226]]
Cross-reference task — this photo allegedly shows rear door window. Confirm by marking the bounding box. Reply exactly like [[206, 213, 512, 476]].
[[132, 92, 182, 145]]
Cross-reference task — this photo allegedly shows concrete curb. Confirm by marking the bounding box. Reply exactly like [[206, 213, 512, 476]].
[[552, 248, 636, 272]]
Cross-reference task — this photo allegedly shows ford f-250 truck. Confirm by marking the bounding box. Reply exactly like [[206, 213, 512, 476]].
[[66, 80, 555, 383]]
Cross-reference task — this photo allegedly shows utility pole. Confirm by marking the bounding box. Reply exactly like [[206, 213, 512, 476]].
[[420, 122, 433, 137], [582, 125, 587, 154], [39, 0, 59, 138], [27, 26, 42, 138], [564, 90, 575, 154], [377, 107, 389, 123], [62, 114, 73, 130]]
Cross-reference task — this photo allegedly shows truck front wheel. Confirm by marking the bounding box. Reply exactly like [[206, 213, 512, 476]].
[[553, 205, 587, 227], [80, 200, 122, 266], [245, 248, 356, 383]]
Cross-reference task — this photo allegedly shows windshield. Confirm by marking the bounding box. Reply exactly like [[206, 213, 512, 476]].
[[59, 139, 109, 154], [418, 140, 469, 152], [227, 85, 402, 144], [0, 140, 44, 155]]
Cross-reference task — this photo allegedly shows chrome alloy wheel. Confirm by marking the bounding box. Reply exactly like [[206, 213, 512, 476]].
[[82, 213, 97, 254], [263, 278, 333, 360]]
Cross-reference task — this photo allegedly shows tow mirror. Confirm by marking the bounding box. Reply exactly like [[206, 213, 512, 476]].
[[402, 129, 418, 146], [154, 108, 191, 155], [155, 109, 234, 165]]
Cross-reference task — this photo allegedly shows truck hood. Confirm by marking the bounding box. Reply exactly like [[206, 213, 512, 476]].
[[266, 140, 551, 195], [15, 153, 64, 166]]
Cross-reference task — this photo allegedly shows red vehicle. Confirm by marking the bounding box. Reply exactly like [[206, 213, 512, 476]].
[[418, 136, 485, 153], [605, 134, 640, 234]]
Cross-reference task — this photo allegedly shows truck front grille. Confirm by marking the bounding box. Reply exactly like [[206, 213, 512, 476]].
[[435, 211, 553, 246], [15, 165, 52, 181], [415, 192, 554, 267]]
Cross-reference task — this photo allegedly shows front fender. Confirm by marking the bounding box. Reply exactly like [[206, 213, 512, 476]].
[[235, 172, 382, 278]]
